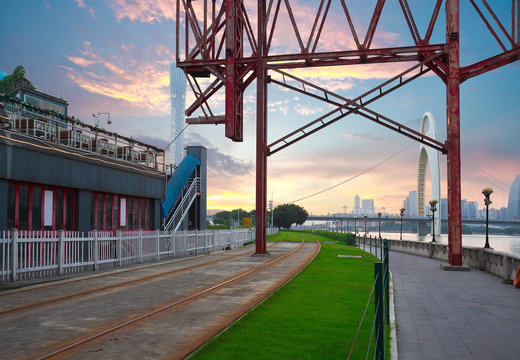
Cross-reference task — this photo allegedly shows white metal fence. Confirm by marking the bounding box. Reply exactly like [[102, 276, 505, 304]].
[[1, 228, 279, 282]]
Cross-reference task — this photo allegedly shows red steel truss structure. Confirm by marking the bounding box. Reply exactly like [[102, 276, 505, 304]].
[[176, 0, 520, 265]]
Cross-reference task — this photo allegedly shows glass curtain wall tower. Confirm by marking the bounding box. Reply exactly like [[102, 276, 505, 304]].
[[170, 62, 187, 170]]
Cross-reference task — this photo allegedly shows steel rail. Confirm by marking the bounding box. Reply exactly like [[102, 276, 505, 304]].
[[182, 239, 322, 359], [35, 241, 310, 360], [0, 244, 276, 317]]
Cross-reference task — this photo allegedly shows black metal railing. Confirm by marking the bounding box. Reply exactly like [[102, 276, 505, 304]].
[[349, 235, 390, 359]]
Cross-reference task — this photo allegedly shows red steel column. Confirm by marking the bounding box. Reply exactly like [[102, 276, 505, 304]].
[[255, 0, 268, 254], [446, 0, 463, 266]]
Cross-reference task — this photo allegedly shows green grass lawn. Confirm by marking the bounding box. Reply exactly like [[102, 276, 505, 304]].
[[191, 231, 382, 359]]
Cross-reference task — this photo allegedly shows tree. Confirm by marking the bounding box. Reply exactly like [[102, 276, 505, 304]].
[[273, 204, 308, 229], [0, 65, 34, 94], [212, 208, 256, 227]]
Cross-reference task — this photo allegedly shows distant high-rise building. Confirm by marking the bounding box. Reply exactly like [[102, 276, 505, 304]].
[[424, 204, 431, 216], [410, 190, 418, 217], [507, 175, 520, 220], [467, 201, 478, 219], [354, 194, 361, 215], [499, 207, 508, 220], [404, 190, 418, 217], [460, 199, 468, 219], [440, 198, 448, 219], [169, 62, 186, 170], [362, 199, 374, 215]]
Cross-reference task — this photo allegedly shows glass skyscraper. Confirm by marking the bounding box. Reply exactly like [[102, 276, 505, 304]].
[[507, 174, 520, 220], [169, 62, 187, 170]]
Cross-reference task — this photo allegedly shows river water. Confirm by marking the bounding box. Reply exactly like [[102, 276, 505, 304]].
[[297, 223, 520, 257]]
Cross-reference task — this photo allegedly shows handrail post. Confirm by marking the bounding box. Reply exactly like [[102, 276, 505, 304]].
[[370, 235, 372, 255], [93, 230, 99, 271], [11, 229, 18, 282], [156, 229, 160, 261], [384, 239, 390, 324], [172, 231, 176, 258], [195, 229, 198, 255], [139, 229, 143, 263], [58, 230, 64, 276], [375, 262, 384, 360], [118, 230, 122, 267], [184, 230, 188, 256]]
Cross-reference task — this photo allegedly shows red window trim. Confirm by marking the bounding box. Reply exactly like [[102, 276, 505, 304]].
[[8, 181, 76, 231], [90, 191, 154, 231], [28, 185, 33, 230]]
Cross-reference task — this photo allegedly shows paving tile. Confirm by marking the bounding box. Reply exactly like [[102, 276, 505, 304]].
[[390, 250, 520, 360]]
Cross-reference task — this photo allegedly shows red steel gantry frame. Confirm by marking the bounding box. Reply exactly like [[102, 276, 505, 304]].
[[177, 0, 520, 265]]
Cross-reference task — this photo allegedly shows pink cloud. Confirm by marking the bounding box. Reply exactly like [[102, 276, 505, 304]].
[[75, 0, 96, 19], [64, 41, 171, 114], [108, 0, 176, 23], [65, 56, 95, 68]]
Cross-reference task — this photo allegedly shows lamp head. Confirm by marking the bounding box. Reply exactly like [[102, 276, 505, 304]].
[[482, 187, 493, 198], [400, 207, 406, 216], [429, 199, 438, 212], [482, 187, 493, 206]]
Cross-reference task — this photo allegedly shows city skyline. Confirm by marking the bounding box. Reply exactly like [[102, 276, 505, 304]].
[[1, 1, 518, 214]]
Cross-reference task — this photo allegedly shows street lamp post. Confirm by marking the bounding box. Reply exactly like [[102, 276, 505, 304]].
[[92, 112, 111, 153], [429, 199, 438, 243], [482, 187, 493, 248], [377, 211, 382, 239], [364, 215, 367, 235], [354, 216, 357, 235], [399, 207, 405, 240]]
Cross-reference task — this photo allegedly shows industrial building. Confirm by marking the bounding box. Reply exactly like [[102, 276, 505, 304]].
[[0, 80, 206, 234]]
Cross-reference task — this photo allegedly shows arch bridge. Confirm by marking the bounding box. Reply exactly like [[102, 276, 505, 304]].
[[307, 215, 520, 235]]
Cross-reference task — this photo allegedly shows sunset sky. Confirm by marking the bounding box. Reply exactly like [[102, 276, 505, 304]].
[[1, 0, 518, 215]]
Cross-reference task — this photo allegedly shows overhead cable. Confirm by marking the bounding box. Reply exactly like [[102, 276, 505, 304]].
[[290, 145, 411, 204]]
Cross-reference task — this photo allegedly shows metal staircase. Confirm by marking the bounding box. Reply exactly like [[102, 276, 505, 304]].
[[162, 177, 200, 232]]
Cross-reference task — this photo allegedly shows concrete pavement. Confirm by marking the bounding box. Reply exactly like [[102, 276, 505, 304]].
[[0, 242, 319, 359], [390, 250, 520, 360]]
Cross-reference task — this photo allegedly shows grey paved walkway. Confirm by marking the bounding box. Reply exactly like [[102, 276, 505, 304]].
[[390, 250, 520, 360]]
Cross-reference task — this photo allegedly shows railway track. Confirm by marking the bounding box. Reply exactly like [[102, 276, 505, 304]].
[[1, 241, 319, 360], [0, 243, 279, 316]]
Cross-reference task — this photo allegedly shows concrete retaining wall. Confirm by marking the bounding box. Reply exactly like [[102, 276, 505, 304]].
[[384, 239, 520, 281]]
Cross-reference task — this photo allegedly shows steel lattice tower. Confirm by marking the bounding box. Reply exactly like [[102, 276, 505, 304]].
[[176, 0, 520, 265]]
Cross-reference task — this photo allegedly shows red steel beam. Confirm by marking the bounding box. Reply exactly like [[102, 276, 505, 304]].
[[460, 47, 520, 82], [269, 71, 446, 155], [424, 0, 443, 43], [363, 0, 386, 49], [225, 0, 244, 141], [446, 0, 463, 266], [340, 0, 362, 49], [268, 53, 445, 154]]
